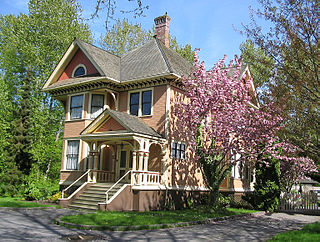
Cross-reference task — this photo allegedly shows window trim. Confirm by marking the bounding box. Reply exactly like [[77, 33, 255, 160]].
[[171, 141, 186, 160], [127, 87, 154, 117], [68, 93, 85, 120], [89, 92, 107, 119], [64, 139, 82, 171], [72, 64, 87, 77]]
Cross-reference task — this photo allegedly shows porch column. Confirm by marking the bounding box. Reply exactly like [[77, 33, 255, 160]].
[[90, 151, 99, 182], [143, 152, 149, 184], [138, 151, 144, 184], [143, 152, 149, 171], [138, 151, 144, 171], [132, 151, 137, 171]]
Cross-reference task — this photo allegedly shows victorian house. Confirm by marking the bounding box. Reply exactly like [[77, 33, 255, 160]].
[[42, 14, 254, 211]]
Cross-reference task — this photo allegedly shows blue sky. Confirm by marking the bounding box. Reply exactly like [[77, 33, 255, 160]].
[[0, 0, 264, 68]]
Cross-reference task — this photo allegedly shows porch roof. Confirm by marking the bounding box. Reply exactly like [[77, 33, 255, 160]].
[[81, 108, 163, 139]]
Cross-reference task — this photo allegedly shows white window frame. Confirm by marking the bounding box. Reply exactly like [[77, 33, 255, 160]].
[[72, 64, 87, 77], [127, 87, 154, 117], [171, 141, 186, 160], [88, 92, 107, 119], [67, 93, 85, 121], [64, 139, 82, 171]]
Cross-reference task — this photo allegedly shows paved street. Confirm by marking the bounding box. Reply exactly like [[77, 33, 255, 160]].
[[0, 207, 319, 241]]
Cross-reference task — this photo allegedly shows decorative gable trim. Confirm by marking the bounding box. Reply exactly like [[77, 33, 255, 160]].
[[43, 39, 105, 89], [95, 117, 126, 133], [81, 109, 132, 135]]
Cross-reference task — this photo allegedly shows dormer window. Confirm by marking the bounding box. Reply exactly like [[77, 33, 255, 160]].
[[72, 64, 86, 77]]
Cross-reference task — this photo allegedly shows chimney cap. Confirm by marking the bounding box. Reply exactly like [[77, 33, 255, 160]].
[[154, 13, 171, 25]]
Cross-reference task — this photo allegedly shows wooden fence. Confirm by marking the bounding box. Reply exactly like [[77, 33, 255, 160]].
[[279, 191, 320, 215]]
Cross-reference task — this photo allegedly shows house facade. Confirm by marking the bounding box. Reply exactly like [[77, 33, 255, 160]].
[[42, 14, 253, 211]]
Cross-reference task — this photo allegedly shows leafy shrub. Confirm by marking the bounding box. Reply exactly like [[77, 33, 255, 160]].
[[217, 194, 231, 208], [229, 199, 254, 210], [23, 173, 59, 200], [49, 191, 62, 202]]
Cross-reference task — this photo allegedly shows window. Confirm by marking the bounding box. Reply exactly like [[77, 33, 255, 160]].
[[70, 95, 83, 119], [91, 94, 104, 119], [142, 90, 152, 115], [66, 140, 80, 170], [129, 89, 152, 116], [171, 142, 186, 159], [73, 65, 86, 77], [130, 92, 140, 116]]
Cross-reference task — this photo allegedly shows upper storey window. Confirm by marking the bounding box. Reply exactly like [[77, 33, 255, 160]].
[[129, 89, 152, 116], [91, 94, 105, 119], [72, 64, 86, 77], [70, 95, 83, 119]]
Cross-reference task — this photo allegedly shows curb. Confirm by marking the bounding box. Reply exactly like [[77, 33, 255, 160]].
[[55, 212, 260, 231]]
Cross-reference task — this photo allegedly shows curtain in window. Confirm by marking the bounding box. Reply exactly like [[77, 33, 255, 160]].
[[70, 95, 83, 119], [66, 140, 79, 170], [91, 94, 104, 119]]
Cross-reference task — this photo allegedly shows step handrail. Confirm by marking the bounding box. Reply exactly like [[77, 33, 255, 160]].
[[105, 170, 132, 202], [62, 169, 91, 199]]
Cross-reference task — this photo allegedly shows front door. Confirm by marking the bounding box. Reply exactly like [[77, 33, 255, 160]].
[[117, 145, 132, 182]]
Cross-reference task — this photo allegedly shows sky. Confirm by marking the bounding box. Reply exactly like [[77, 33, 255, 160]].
[[0, 0, 266, 68]]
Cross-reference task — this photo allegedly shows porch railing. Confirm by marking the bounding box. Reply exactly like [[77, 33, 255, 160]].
[[94, 170, 115, 183], [105, 170, 161, 203], [61, 169, 91, 199], [131, 170, 161, 185]]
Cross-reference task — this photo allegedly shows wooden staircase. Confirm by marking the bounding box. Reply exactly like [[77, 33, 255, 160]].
[[68, 182, 124, 211]]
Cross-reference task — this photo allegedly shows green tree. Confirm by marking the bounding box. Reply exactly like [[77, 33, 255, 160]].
[[241, 0, 319, 164], [101, 18, 153, 56], [240, 40, 274, 89], [243, 154, 281, 212], [101, 18, 194, 63], [0, 0, 92, 196]]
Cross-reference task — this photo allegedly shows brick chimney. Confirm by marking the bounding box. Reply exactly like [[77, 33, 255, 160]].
[[154, 13, 171, 48]]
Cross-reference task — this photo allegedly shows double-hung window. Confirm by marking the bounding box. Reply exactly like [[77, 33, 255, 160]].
[[91, 94, 104, 119], [171, 142, 186, 159], [66, 140, 80, 170], [130, 92, 140, 116], [70, 95, 83, 119], [129, 89, 152, 116]]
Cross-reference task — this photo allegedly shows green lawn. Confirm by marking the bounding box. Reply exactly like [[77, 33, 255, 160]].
[[269, 222, 320, 241], [60, 207, 257, 227], [0, 197, 58, 208]]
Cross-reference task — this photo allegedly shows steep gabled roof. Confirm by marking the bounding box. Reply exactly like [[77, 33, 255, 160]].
[[81, 108, 162, 138], [76, 39, 120, 81], [120, 38, 192, 82], [43, 38, 193, 92]]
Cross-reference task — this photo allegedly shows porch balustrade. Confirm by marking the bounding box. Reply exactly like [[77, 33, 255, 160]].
[[131, 170, 161, 185], [94, 170, 115, 182]]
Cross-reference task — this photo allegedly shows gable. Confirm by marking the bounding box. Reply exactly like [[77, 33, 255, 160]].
[[58, 49, 100, 82], [95, 117, 126, 133]]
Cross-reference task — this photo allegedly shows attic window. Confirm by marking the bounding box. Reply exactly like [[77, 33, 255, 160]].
[[73, 64, 86, 77]]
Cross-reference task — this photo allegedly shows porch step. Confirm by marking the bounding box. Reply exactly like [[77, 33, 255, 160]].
[[68, 182, 126, 211]]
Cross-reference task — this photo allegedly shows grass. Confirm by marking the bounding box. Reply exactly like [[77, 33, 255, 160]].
[[269, 222, 320, 241], [60, 207, 257, 228], [0, 197, 58, 208]]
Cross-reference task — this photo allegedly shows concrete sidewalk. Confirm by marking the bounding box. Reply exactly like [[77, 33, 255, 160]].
[[0, 208, 319, 241]]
